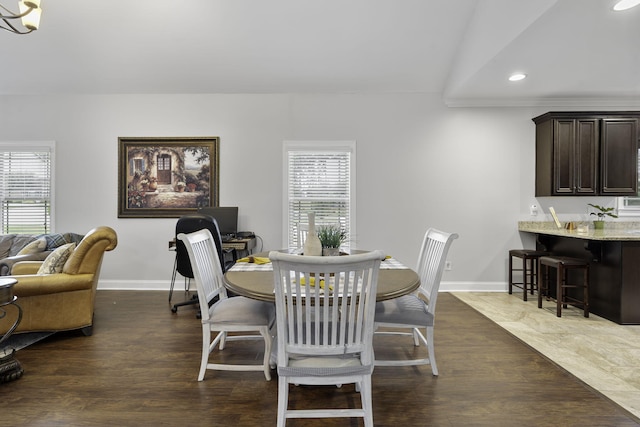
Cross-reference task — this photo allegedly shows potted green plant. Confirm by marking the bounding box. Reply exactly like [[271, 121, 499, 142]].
[[316, 225, 345, 256], [588, 203, 618, 230]]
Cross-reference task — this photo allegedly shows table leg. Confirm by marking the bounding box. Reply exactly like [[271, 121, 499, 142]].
[[0, 300, 24, 383]]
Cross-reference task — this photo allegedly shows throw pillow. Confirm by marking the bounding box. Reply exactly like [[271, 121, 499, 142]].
[[62, 232, 85, 246], [10, 235, 38, 256], [17, 238, 47, 255], [37, 243, 76, 274], [43, 233, 67, 250], [0, 236, 14, 259]]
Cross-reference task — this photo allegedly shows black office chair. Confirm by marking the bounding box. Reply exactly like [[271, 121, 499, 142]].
[[169, 213, 237, 313]]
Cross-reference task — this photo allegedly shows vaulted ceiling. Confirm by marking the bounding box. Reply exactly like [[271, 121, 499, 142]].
[[1, 0, 639, 107]]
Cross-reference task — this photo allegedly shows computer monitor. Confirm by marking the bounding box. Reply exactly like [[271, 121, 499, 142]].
[[197, 206, 238, 237]]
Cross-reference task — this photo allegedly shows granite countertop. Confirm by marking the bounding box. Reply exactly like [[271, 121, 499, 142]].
[[518, 221, 640, 241]]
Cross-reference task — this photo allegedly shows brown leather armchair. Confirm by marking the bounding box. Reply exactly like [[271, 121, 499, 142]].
[[0, 226, 118, 336]]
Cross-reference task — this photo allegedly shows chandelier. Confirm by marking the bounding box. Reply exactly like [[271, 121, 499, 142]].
[[0, 0, 42, 34]]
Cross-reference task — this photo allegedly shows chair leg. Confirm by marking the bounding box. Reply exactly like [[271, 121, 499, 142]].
[[426, 326, 438, 376], [531, 258, 538, 295], [277, 378, 289, 427], [556, 265, 564, 317], [522, 257, 529, 301], [198, 325, 211, 381], [412, 328, 420, 346], [360, 375, 374, 427], [260, 327, 272, 381], [508, 254, 513, 294], [218, 331, 227, 350], [538, 263, 545, 309], [168, 256, 178, 303]]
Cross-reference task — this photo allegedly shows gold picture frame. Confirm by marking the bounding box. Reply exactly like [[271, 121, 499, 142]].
[[118, 136, 220, 218]]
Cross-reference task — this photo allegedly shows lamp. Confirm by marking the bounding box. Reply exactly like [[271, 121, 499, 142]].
[[508, 73, 527, 82], [0, 0, 41, 34], [613, 0, 640, 11]]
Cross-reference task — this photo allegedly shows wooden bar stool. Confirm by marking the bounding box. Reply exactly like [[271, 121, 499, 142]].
[[538, 256, 589, 318], [508, 249, 547, 301]]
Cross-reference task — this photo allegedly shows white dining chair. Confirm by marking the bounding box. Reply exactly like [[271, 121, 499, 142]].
[[270, 249, 384, 427], [177, 229, 275, 381], [295, 223, 308, 249], [374, 228, 458, 375]]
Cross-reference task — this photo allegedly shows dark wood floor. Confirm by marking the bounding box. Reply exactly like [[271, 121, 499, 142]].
[[2, 290, 638, 426]]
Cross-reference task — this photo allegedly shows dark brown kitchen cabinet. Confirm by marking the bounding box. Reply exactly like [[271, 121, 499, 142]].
[[533, 112, 639, 196], [600, 118, 638, 194]]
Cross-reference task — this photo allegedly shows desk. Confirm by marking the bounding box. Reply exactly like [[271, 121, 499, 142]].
[[222, 237, 256, 258], [169, 237, 256, 253], [224, 251, 420, 302], [169, 236, 257, 261]]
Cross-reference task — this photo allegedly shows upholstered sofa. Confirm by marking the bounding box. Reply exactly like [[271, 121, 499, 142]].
[[0, 232, 84, 276], [0, 226, 117, 336]]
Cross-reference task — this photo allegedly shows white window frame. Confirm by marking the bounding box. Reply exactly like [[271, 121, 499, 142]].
[[617, 196, 640, 217], [282, 141, 356, 249], [0, 141, 55, 234]]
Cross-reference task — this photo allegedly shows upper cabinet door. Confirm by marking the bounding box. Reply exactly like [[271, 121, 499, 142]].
[[552, 119, 577, 194], [552, 119, 597, 195], [574, 119, 598, 195], [600, 118, 638, 195], [534, 112, 639, 197]]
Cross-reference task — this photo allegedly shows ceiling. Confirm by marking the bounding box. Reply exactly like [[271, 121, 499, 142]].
[[1, 0, 639, 107]]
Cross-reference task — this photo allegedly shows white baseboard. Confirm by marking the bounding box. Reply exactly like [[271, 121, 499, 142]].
[[440, 281, 507, 292], [98, 279, 508, 293], [98, 280, 186, 291]]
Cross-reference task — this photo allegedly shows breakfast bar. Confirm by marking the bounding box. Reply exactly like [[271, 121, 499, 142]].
[[519, 221, 640, 324]]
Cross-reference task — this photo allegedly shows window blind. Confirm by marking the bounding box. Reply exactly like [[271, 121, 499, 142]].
[[0, 146, 52, 234], [286, 146, 353, 248]]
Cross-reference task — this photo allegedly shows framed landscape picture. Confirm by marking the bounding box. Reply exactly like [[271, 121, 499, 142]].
[[118, 136, 220, 218]]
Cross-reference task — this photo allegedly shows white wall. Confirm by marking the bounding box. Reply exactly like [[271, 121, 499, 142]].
[[0, 93, 627, 291]]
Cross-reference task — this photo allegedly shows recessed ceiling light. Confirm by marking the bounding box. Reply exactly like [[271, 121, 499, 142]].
[[613, 0, 640, 11], [508, 73, 527, 82]]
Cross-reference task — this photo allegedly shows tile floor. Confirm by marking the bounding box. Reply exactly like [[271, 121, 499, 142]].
[[452, 291, 640, 420]]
